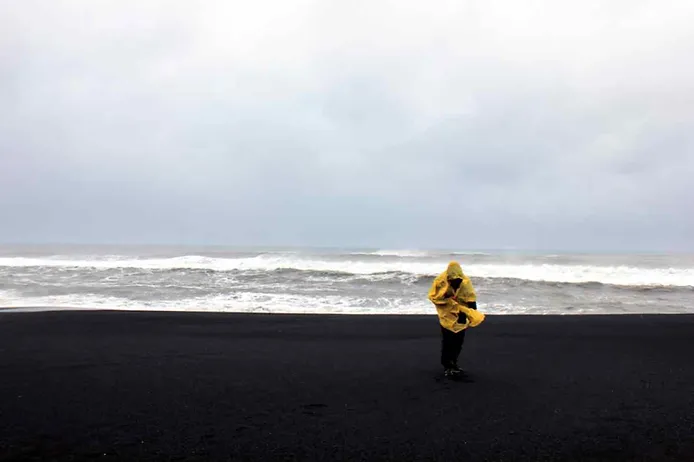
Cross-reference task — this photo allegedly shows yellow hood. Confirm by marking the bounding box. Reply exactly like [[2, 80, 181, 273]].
[[446, 261, 464, 280]]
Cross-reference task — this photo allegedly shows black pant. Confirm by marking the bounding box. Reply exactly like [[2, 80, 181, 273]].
[[440, 326, 466, 368]]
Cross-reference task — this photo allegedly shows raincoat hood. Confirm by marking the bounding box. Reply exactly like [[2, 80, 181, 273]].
[[446, 262, 464, 280]]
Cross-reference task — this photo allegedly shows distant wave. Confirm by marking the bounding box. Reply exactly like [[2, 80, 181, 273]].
[[1, 255, 693, 287], [353, 249, 432, 258], [353, 249, 491, 257]]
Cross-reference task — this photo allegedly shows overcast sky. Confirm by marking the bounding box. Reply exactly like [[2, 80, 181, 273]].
[[1, 0, 693, 251]]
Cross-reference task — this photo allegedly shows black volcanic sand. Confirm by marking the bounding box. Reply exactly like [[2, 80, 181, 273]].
[[1, 311, 693, 461]]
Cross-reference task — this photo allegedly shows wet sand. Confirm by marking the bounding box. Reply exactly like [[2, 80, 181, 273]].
[[1, 311, 693, 461]]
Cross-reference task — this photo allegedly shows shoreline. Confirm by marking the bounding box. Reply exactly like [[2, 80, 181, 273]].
[[1, 306, 692, 316]]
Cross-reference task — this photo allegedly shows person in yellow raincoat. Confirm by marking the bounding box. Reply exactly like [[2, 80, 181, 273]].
[[428, 261, 485, 377]]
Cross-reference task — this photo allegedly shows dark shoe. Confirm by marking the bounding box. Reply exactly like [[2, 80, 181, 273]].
[[444, 368, 462, 378]]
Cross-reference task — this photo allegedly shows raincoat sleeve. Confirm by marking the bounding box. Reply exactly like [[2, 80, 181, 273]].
[[428, 276, 451, 306], [459, 305, 485, 327], [454, 276, 477, 304], [453, 277, 485, 327]]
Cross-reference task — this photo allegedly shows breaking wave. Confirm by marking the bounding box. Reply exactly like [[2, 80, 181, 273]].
[[1, 255, 692, 287]]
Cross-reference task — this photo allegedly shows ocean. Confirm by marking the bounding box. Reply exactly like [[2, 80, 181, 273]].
[[0, 245, 692, 315]]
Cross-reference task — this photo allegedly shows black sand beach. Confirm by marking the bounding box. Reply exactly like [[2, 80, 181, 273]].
[[1, 311, 693, 461]]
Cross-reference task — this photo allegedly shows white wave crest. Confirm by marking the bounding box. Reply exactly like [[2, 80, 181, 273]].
[[1, 290, 686, 315], [0, 290, 428, 315], [360, 249, 432, 257], [0, 255, 693, 287]]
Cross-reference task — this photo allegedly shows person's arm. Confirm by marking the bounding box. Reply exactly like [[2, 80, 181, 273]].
[[456, 277, 477, 305], [457, 277, 485, 326], [428, 278, 453, 306]]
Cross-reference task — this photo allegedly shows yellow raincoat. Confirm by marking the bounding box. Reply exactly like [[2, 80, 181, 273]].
[[428, 262, 485, 333]]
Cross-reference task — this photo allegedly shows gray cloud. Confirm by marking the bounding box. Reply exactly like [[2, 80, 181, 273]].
[[1, 0, 693, 251]]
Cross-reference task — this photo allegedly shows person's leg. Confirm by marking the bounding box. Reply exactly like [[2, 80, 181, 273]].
[[440, 326, 456, 369], [452, 329, 466, 369]]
